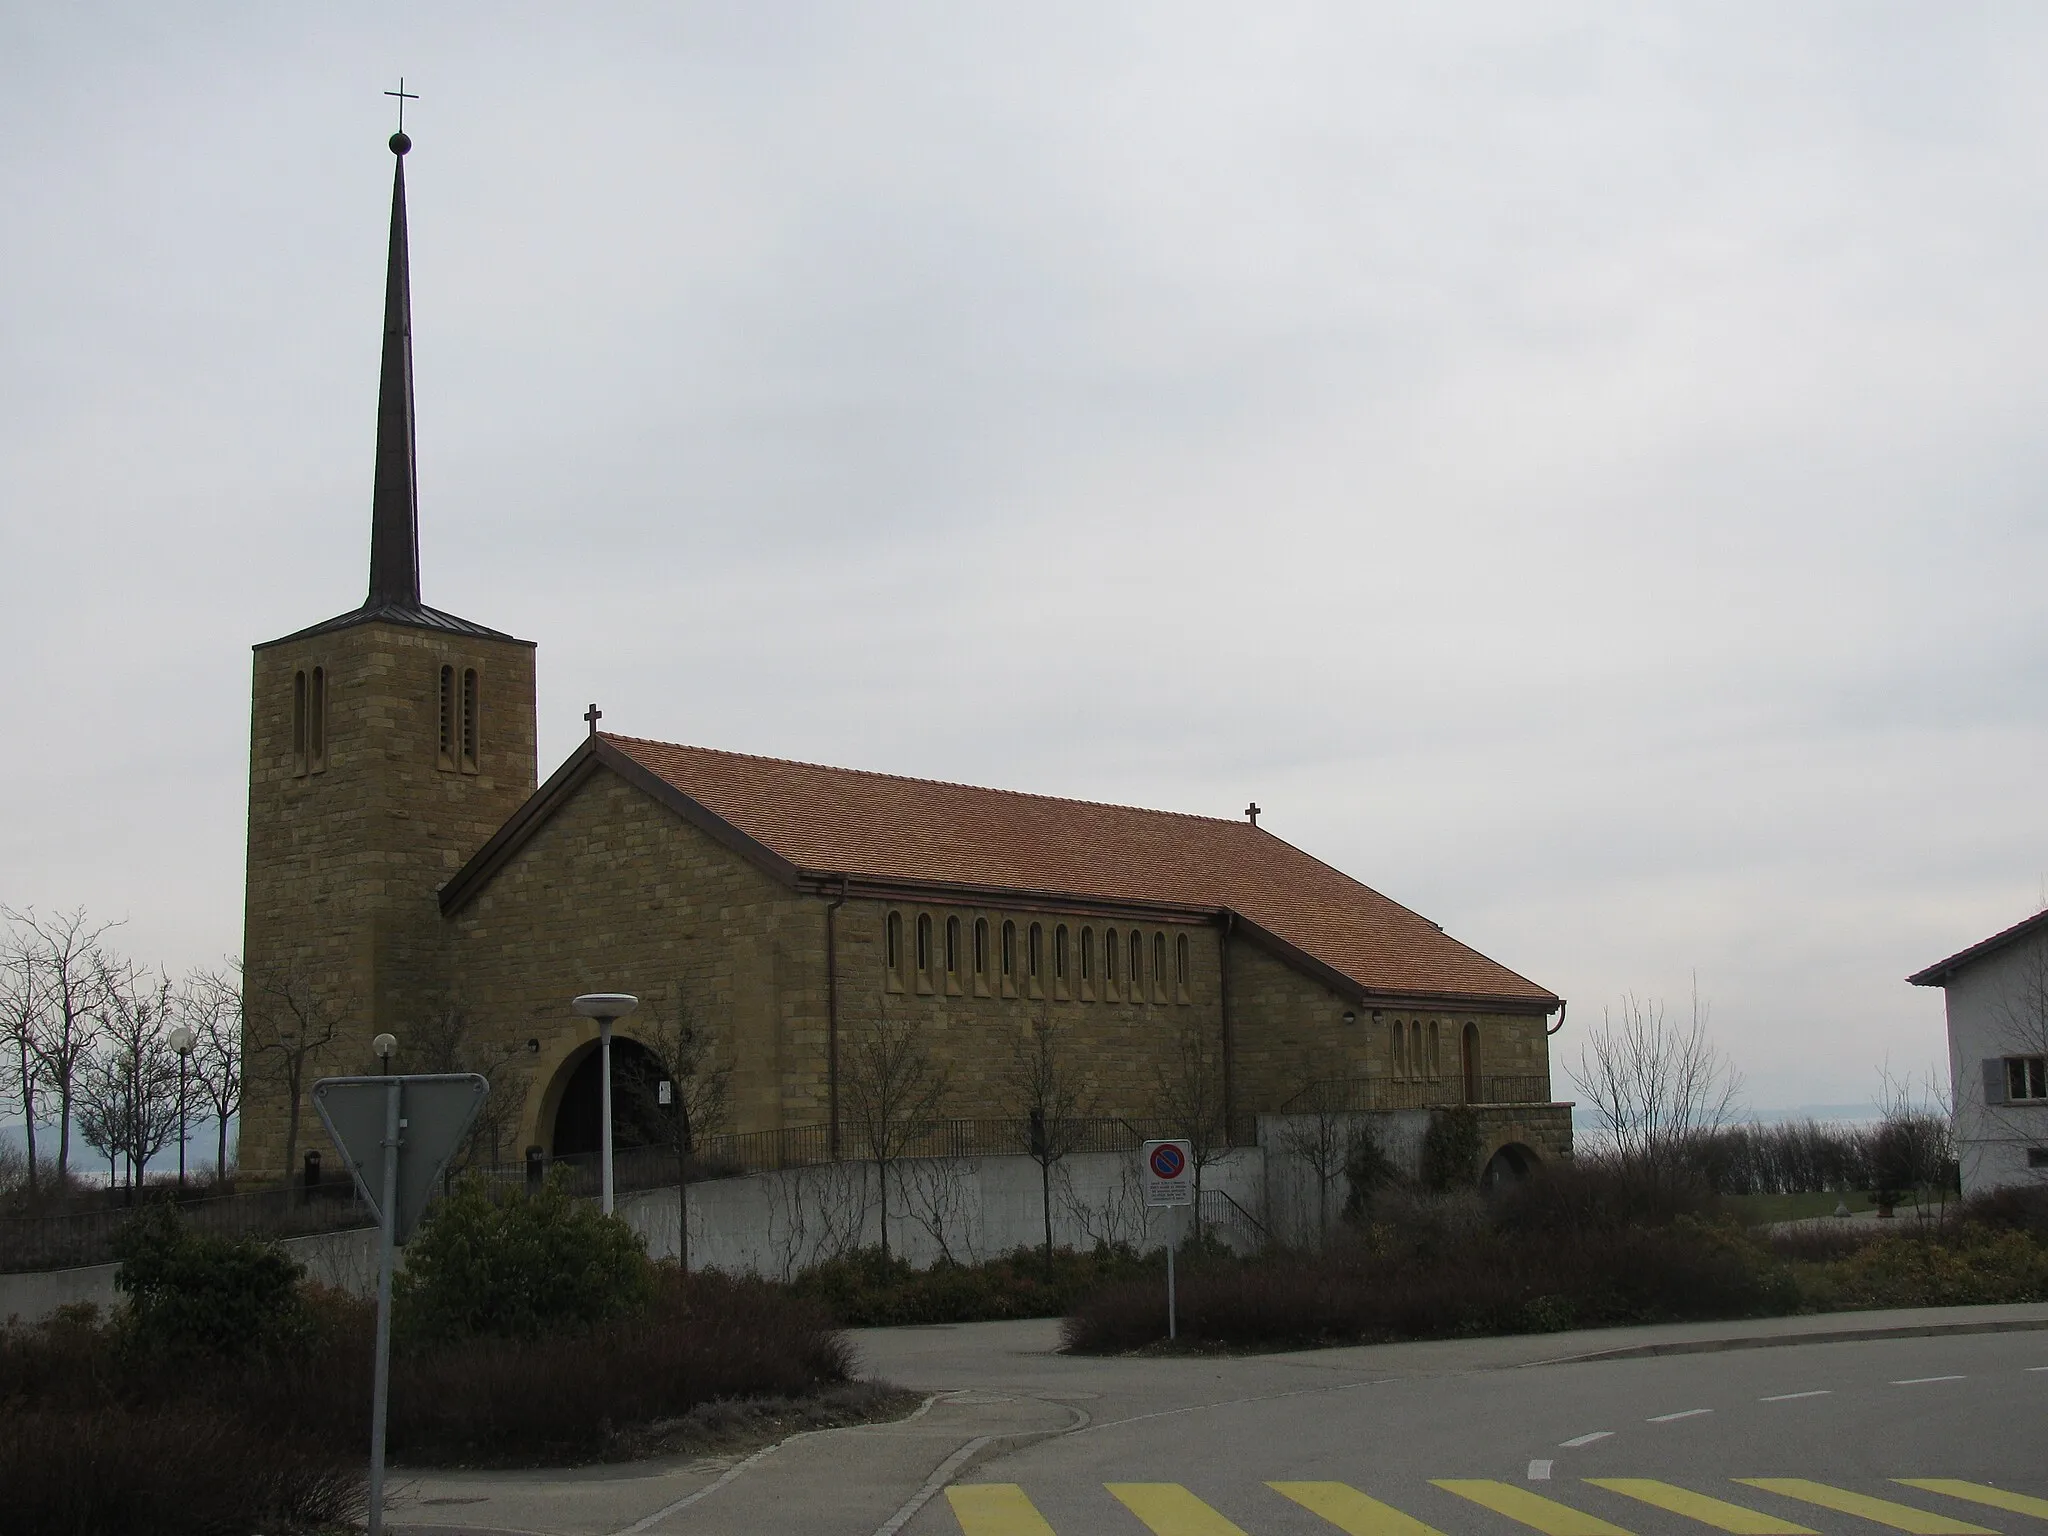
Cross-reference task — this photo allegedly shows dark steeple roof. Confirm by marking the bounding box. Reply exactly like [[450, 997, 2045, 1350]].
[[258, 133, 529, 653], [368, 132, 422, 606]]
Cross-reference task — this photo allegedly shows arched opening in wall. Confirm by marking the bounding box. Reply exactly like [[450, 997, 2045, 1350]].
[[886, 911, 903, 981], [550, 1036, 664, 1159], [916, 913, 933, 975], [945, 916, 961, 981], [291, 670, 309, 773], [1482, 1142, 1537, 1190], [461, 667, 480, 772], [1461, 1022, 1479, 1104], [438, 665, 455, 769], [307, 667, 327, 771]]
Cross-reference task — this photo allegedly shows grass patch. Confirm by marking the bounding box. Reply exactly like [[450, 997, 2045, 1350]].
[[1722, 1190, 1878, 1225]]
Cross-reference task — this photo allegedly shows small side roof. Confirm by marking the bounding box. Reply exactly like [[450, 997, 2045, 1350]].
[[444, 733, 1560, 1012], [1908, 907, 2048, 987]]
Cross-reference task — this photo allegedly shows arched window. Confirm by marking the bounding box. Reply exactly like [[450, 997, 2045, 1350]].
[[1054, 924, 1069, 983], [1028, 922, 1043, 982], [1104, 928, 1119, 996], [1080, 928, 1094, 984], [1410, 1020, 1424, 1082], [946, 916, 961, 979], [291, 670, 309, 773], [1461, 1022, 1480, 1104], [437, 665, 455, 768], [308, 667, 327, 770], [1002, 920, 1017, 980], [1152, 933, 1167, 999], [1130, 931, 1145, 999], [886, 911, 902, 977], [916, 913, 933, 974], [1428, 1020, 1442, 1078], [461, 668, 479, 771], [1176, 933, 1190, 991], [974, 917, 989, 977], [1392, 1018, 1407, 1077]]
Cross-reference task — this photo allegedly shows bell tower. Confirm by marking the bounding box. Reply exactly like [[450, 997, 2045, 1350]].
[[239, 131, 539, 1180]]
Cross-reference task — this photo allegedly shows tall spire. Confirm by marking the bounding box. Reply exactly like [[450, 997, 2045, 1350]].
[[366, 131, 421, 607]]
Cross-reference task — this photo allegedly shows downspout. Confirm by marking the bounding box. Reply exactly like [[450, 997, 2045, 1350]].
[[826, 873, 849, 1159], [1547, 1000, 1568, 1036], [1219, 910, 1236, 1144]]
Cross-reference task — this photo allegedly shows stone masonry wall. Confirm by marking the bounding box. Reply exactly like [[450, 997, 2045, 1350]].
[[240, 621, 536, 1179]]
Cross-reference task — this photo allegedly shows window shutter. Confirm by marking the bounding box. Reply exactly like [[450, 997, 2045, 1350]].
[[1984, 1058, 2009, 1106]]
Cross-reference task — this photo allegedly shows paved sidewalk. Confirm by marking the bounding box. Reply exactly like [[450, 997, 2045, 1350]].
[[388, 1302, 2048, 1536]]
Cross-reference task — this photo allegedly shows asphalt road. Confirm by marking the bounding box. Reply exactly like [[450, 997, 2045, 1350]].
[[916, 1331, 2048, 1536], [386, 1307, 2048, 1536]]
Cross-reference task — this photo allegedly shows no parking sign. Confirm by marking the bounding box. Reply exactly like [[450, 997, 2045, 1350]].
[[1140, 1138, 1194, 1207]]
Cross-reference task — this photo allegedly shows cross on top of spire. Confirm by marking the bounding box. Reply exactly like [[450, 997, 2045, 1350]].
[[384, 78, 418, 136]]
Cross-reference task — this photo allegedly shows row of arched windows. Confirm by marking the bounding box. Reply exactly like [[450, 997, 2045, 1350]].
[[884, 909, 1193, 1005], [290, 667, 328, 776], [438, 664, 480, 773], [1391, 1016, 1481, 1087]]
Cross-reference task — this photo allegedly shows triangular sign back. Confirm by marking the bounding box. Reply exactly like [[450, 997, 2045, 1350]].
[[313, 1073, 488, 1244]]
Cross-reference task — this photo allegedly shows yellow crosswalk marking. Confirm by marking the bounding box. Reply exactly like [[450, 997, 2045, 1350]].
[[1107, 1483, 1250, 1536], [1735, 1480, 1997, 1535], [1586, 1480, 1816, 1535], [1433, 1480, 1636, 1535], [1897, 1480, 2048, 1520], [1270, 1481, 1449, 1535], [946, 1483, 1059, 1536]]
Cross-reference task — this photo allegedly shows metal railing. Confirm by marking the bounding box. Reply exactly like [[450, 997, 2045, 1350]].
[[1278, 1074, 1554, 1114]]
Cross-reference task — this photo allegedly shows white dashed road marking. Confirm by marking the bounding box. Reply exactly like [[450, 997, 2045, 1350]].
[[1528, 1460, 1554, 1481], [1647, 1409, 1713, 1423], [1761, 1391, 1831, 1402], [1892, 1376, 1966, 1385], [1560, 1432, 1613, 1448]]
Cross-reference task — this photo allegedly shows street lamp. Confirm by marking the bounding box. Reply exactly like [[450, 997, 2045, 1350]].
[[167, 1025, 195, 1190], [373, 1033, 397, 1076], [571, 993, 638, 1214]]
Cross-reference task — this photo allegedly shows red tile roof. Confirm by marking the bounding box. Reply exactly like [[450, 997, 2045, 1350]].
[[603, 735, 1556, 1009]]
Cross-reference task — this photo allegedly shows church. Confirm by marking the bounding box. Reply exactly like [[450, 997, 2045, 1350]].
[[236, 134, 1571, 1186]]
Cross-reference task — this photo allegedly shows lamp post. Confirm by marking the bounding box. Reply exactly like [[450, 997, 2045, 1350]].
[[167, 1025, 195, 1189], [374, 1033, 397, 1076], [571, 993, 638, 1214]]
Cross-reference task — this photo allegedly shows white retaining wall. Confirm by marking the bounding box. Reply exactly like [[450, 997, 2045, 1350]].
[[0, 1149, 1267, 1325]]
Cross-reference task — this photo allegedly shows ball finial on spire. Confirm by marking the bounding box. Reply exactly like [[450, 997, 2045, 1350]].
[[389, 131, 411, 155]]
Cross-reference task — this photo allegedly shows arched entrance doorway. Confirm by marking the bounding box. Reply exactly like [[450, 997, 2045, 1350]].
[[550, 1036, 665, 1158], [1482, 1142, 1537, 1190]]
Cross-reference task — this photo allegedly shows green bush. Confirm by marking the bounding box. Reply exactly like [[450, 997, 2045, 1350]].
[[395, 1177, 654, 1342], [1419, 1105, 1482, 1191], [112, 1200, 308, 1359], [1796, 1226, 2048, 1311], [1341, 1132, 1404, 1219], [794, 1244, 1148, 1326]]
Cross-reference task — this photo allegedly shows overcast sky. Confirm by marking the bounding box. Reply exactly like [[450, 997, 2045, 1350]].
[[5, 5, 2046, 1111]]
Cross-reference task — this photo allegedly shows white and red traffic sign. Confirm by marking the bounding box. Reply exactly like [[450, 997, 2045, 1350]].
[[1140, 1138, 1194, 1207]]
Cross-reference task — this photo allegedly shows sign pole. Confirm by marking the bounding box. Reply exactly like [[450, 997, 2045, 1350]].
[[1138, 1139, 1193, 1347], [367, 1078, 402, 1536]]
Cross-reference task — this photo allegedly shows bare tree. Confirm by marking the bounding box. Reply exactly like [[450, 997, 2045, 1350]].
[[1010, 1011, 1094, 1275], [92, 964, 181, 1195], [1277, 1076, 1356, 1249], [0, 927, 43, 1198], [1152, 1016, 1228, 1234], [243, 957, 349, 1180], [618, 983, 732, 1271], [1569, 979, 1743, 1185], [408, 992, 527, 1176], [2, 906, 120, 1182], [178, 965, 244, 1179], [840, 1007, 949, 1264]]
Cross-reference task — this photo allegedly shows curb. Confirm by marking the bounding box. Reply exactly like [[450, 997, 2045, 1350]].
[[1523, 1315, 2048, 1366]]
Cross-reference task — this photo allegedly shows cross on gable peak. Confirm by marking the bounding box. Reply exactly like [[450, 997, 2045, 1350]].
[[585, 703, 603, 736], [1245, 801, 1261, 827]]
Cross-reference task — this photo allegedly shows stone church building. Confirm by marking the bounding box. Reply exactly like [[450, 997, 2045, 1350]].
[[237, 136, 1571, 1185]]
